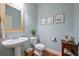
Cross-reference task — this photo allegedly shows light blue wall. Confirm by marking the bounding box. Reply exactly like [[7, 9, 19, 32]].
[[24, 3, 37, 36], [21, 3, 37, 55], [37, 3, 74, 52], [73, 4, 79, 43], [0, 42, 14, 56], [0, 3, 37, 56], [0, 3, 79, 55]]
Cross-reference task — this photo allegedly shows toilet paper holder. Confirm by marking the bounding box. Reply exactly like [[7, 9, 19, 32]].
[[51, 37, 57, 42], [51, 33, 57, 42]]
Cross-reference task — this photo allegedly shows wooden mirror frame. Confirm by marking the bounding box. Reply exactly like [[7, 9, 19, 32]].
[[0, 3, 24, 32]]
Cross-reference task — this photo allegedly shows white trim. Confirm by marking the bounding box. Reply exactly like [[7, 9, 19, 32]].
[[45, 47, 61, 56], [6, 3, 24, 11]]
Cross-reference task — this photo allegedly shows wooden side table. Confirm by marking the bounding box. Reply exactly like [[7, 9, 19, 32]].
[[62, 41, 78, 56]]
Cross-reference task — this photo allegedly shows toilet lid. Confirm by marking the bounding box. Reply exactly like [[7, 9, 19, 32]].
[[34, 43, 45, 50]]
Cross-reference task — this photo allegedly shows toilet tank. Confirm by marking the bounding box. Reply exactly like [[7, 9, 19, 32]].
[[30, 37, 37, 45]]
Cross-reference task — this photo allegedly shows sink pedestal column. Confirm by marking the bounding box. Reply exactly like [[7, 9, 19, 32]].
[[15, 46, 21, 56]]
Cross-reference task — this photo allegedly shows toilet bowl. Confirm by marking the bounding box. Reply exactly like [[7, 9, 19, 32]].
[[30, 37, 45, 55]]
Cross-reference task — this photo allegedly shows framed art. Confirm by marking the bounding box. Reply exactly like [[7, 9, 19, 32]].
[[41, 18, 46, 24], [47, 16, 54, 24], [55, 13, 65, 23]]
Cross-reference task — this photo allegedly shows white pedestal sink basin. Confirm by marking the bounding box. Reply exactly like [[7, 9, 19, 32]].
[[2, 37, 28, 56]]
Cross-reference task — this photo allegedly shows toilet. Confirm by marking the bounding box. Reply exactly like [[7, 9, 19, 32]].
[[30, 37, 45, 56]]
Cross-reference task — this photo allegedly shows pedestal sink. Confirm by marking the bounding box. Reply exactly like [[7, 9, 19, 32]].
[[2, 37, 28, 56]]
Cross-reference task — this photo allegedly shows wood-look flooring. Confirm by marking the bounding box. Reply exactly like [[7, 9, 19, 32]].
[[25, 49, 58, 56], [42, 50, 58, 56]]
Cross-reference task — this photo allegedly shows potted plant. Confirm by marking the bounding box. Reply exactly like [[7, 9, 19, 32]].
[[31, 29, 36, 36]]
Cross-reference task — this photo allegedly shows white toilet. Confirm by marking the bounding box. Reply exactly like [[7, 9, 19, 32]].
[[30, 37, 45, 56]]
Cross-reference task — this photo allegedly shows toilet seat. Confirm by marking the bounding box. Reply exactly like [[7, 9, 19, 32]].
[[34, 43, 45, 50]]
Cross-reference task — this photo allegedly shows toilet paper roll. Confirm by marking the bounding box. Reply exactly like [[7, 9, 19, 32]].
[[51, 38, 55, 40], [51, 37, 56, 41]]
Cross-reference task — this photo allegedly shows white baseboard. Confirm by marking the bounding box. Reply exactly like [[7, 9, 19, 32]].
[[45, 47, 61, 56]]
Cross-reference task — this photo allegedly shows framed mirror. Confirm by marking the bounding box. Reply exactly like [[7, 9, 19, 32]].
[[3, 4, 24, 32]]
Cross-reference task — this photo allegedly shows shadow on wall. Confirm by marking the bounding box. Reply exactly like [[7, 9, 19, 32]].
[[0, 42, 14, 56]]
